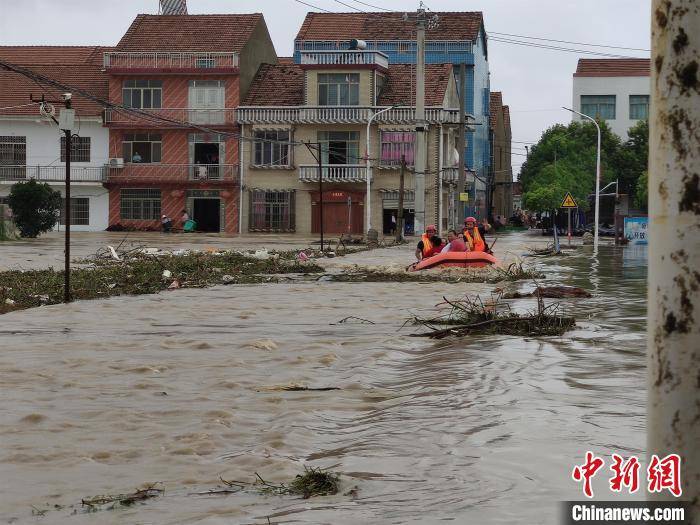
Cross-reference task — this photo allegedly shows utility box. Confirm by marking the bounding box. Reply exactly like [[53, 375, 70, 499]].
[[58, 108, 75, 132]]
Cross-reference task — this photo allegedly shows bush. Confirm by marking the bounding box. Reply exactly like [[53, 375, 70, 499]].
[[7, 180, 62, 238]]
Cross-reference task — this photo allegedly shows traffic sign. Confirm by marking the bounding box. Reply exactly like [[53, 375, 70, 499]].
[[560, 192, 578, 208], [459, 192, 469, 202]]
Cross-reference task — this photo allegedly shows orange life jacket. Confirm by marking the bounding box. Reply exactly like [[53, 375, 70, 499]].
[[421, 233, 434, 258], [464, 227, 486, 252]]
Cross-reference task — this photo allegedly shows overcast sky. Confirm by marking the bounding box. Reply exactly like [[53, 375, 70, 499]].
[[0, 0, 652, 175]]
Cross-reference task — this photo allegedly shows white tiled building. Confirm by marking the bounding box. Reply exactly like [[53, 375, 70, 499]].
[[571, 58, 650, 140]]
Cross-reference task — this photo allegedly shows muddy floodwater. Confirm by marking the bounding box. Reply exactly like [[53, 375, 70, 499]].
[[0, 233, 647, 524]]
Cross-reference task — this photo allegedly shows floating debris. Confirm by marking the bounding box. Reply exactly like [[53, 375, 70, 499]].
[[218, 467, 340, 499], [81, 484, 164, 511], [503, 286, 592, 299]]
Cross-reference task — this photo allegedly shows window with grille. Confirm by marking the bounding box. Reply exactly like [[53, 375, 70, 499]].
[[122, 133, 162, 163], [629, 95, 649, 120], [380, 132, 415, 167], [253, 130, 291, 166], [0, 136, 26, 166], [581, 95, 616, 120], [120, 189, 161, 220], [60, 136, 91, 162], [123, 80, 163, 109], [249, 190, 295, 232], [318, 131, 360, 164], [59, 198, 90, 225], [318, 73, 360, 106]]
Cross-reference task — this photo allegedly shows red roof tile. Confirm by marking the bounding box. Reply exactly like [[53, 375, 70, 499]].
[[278, 57, 295, 65], [489, 91, 502, 129], [0, 46, 109, 116], [574, 58, 650, 77], [116, 14, 263, 52], [296, 12, 483, 42], [243, 62, 453, 107], [243, 63, 304, 106]]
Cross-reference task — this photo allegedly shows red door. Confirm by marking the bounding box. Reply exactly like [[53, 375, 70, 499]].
[[311, 191, 364, 234]]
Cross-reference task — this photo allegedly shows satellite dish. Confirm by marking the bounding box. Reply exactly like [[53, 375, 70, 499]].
[[39, 102, 56, 119]]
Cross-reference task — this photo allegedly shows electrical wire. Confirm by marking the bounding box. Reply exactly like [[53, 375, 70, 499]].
[[488, 36, 643, 59], [0, 102, 40, 111], [488, 31, 650, 52]]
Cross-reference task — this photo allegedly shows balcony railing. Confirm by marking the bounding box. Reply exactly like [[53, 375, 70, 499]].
[[106, 164, 239, 184], [0, 165, 105, 183], [298, 164, 367, 183], [237, 106, 463, 124], [300, 50, 389, 69], [442, 167, 459, 184], [104, 108, 236, 127], [103, 52, 239, 71]]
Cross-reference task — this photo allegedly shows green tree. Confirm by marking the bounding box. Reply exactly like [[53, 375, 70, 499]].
[[634, 170, 648, 211], [7, 180, 62, 238], [618, 119, 649, 199]]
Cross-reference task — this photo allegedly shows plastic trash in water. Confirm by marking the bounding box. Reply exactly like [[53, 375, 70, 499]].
[[251, 249, 270, 260], [297, 251, 309, 262], [162, 270, 172, 279], [107, 245, 122, 261]]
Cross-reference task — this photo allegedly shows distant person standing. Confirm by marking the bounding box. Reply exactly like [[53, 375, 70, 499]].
[[181, 209, 189, 228]]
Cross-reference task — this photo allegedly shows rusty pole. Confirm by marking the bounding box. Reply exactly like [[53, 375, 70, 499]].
[[648, 0, 699, 515]]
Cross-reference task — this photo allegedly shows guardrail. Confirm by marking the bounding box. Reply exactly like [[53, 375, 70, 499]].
[[103, 52, 239, 70], [104, 108, 236, 127], [106, 163, 239, 183], [298, 164, 367, 183], [0, 165, 106, 182], [300, 50, 389, 69], [442, 167, 459, 183], [237, 106, 462, 124]]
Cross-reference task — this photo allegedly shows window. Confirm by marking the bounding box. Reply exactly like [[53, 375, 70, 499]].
[[189, 80, 225, 124], [0, 136, 26, 166], [60, 136, 90, 162], [380, 132, 415, 166], [120, 189, 161, 220], [59, 198, 90, 225], [254, 130, 291, 166], [122, 133, 162, 163], [629, 95, 649, 120], [249, 190, 295, 231], [581, 95, 616, 120], [123, 80, 162, 109], [318, 73, 360, 106], [318, 131, 360, 164]]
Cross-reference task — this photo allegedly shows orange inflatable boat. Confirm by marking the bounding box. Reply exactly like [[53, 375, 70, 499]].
[[410, 251, 500, 271]]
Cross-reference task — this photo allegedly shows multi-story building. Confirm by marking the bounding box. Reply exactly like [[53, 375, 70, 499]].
[[238, 54, 464, 235], [0, 46, 110, 231], [293, 11, 491, 220], [489, 91, 512, 218], [103, 13, 276, 233], [571, 58, 650, 140]]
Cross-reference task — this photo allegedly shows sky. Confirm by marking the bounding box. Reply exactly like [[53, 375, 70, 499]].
[[0, 0, 652, 176]]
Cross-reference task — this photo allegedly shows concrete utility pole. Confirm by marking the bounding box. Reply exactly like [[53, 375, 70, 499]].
[[457, 64, 467, 227], [396, 155, 406, 242], [648, 0, 699, 516], [413, 5, 429, 234]]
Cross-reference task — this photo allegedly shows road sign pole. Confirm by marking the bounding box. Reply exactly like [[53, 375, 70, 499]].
[[567, 208, 572, 246]]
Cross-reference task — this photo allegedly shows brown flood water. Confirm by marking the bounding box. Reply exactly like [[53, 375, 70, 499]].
[[0, 232, 647, 524]]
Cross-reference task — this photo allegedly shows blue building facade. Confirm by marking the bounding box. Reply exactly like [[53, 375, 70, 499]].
[[294, 14, 491, 218]]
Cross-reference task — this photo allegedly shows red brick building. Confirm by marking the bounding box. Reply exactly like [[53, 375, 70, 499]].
[[103, 14, 277, 233]]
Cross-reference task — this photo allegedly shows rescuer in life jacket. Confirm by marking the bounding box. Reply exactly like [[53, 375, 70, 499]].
[[415, 224, 444, 260], [462, 216, 490, 252]]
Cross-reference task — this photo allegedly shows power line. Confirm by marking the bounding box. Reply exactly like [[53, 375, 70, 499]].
[[488, 36, 643, 59], [488, 31, 650, 52], [346, 0, 392, 11], [332, 0, 364, 12]]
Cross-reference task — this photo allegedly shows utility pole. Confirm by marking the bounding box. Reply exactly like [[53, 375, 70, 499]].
[[303, 141, 325, 251], [457, 64, 466, 228], [648, 0, 699, 516], [396, 155, 406, 243], [61, 95, 73, 303], [413, 5, 430, 235]]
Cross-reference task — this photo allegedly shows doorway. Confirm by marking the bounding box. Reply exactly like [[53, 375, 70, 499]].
[[192, 198, 221, 232], [311, 191, 363, 234], [193, 142, 221, 180]]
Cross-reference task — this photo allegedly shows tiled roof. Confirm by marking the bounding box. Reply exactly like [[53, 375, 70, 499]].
[[489, 91, 502, 129], [574, 58, 650, 77], [278, 57, 294, 65], [116, 14, 263, 52], [379, 64, 453, 106], [0, 46, 109, 116], [243, 63, 305, 106], [243, 62, 453, 107], [296, 12, 483, 42]]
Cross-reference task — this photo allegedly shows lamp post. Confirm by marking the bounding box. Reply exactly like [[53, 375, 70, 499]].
[[563, 106, 601, 252], [366, 105, 397, 234]]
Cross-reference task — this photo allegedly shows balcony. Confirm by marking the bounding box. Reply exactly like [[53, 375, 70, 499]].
[[442, 167, 459, 184], [106, 164, 239, 184], [104, 108, 236, 128], [298, 164, 367, 183], [237, 106, 463, 124], [299, 50, 389, 70], [0, 165, 105, 183], [103, 52, 239, 74]]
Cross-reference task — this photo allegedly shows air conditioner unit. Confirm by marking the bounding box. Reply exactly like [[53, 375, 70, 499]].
[[109, 158, 124, 168]]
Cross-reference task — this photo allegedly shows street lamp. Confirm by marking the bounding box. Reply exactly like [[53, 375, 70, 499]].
[[563, 106, 601, 252], [366, 105, 399, 234]]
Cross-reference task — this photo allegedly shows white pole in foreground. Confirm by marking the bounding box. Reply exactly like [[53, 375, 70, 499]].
[[649, 0, 699, 514], [366, 105, 397, 234], [563, 107, 601, 252]]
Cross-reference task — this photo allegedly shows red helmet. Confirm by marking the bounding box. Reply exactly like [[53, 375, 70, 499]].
[[464, 216, 477, 224]]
